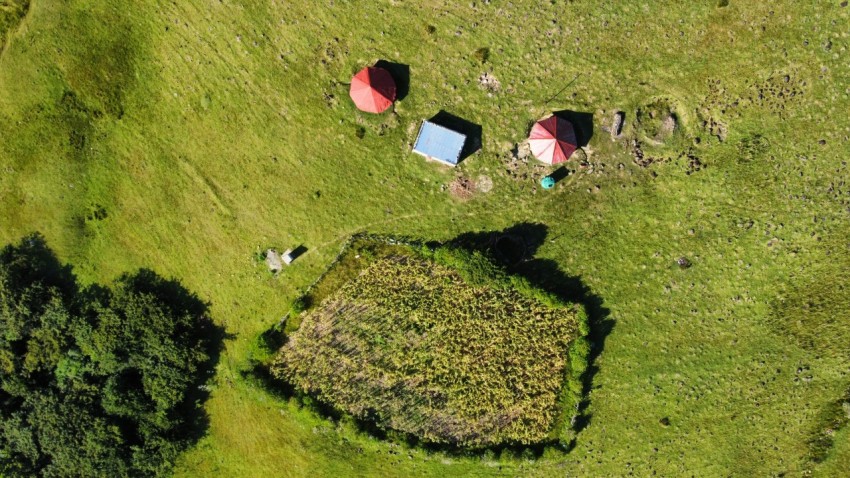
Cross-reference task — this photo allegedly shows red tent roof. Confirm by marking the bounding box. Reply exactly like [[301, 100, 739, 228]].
[[349, 67, 396, 113], [528, 116, 578, 165]]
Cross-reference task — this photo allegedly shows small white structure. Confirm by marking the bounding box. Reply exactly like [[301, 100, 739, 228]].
[[282, 249, 295, 265], [265, 249, 283, 273], [412, 121, 467, 167]]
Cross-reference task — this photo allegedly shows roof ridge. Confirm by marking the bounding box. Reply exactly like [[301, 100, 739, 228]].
[[423, 120, 465, 138]]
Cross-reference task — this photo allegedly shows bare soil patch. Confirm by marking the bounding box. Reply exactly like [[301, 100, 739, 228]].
[[449, 176, 476, 199]]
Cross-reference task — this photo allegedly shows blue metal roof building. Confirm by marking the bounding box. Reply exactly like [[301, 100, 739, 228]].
[[412, 121, 467, 166]]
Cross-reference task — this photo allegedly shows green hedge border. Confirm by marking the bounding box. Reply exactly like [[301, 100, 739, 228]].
[[279, 233, 591, 448]]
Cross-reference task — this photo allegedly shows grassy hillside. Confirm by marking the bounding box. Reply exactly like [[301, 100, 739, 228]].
[[0, 0, 848, 476]]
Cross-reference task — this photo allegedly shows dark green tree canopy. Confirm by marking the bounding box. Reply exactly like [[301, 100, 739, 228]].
[[0, 234, 223, 477]]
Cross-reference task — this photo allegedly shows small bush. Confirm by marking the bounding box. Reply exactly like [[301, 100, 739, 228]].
[[432, 246, 508, 286], [289, 295, 308, 315]]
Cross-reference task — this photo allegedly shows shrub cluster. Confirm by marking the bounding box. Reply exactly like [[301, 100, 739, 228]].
[[0, 235, 217, 477]]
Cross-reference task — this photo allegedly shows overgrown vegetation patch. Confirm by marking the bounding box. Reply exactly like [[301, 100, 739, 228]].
[[272, 238, 588, 448]]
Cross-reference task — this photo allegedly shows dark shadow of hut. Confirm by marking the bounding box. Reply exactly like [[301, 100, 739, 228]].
[[427, 110, 483, 161], [374, 60, 410, 101], [554, 110, 594, 147]]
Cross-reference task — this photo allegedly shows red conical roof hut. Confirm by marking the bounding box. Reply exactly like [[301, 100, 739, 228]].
[[528, 116, 578, 165], [349, 67, 396, 113]]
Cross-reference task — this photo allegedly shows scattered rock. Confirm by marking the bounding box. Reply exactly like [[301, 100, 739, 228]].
[[637, 98, 679, 143], [323, 91, 337, 108], [679, 150, 704, 175], [512, 141, 531, 161], [571, 148, 588, 163], [86, 204, 108, 222], [632, 139, 652, 167], [737, 135, 770, 163], [676, 257, 692, 269], [660, 114, 678, 137], [711, 119, 728, 142], [697, 107, 729, 143], [475, 175, 494, 193], [478, 72, 501, 92], [503, 142, 548, 182], [265, 249, 283, 273], [750, 72, 805, 119], [611, 111, 625, 138]]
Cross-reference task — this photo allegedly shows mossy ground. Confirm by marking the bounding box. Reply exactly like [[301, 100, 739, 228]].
[[0, 1, 849, 476]]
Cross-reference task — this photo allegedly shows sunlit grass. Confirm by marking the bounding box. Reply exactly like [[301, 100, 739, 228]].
[[0, 0, 848, 476]]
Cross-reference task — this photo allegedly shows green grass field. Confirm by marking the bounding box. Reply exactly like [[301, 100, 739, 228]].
[[1, 0, 849, 476]]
